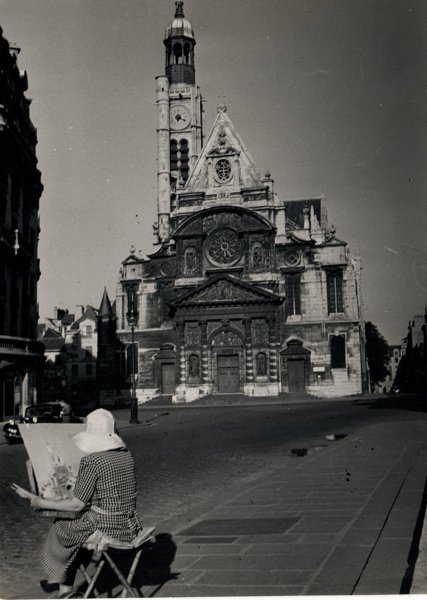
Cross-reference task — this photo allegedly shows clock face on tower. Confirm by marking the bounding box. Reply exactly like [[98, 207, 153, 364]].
[[170, 105, 191, 130]]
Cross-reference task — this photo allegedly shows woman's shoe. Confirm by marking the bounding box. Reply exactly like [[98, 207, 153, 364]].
[[40, 580, 59, 593]]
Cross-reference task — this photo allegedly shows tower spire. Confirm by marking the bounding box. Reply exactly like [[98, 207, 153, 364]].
[[175, 1, 184, 18], [164, 0, 195, 85]]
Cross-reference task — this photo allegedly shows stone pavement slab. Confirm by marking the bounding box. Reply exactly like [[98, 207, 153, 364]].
[[139, 420, 427, 597]]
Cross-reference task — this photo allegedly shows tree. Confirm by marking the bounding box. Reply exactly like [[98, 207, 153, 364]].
[[365, 321, 390, 391]]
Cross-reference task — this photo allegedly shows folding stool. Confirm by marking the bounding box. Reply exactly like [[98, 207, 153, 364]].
[[79, 526, 156, 598]]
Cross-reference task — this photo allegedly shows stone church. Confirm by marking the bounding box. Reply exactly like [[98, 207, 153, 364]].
[[97, 1, 368, 404]]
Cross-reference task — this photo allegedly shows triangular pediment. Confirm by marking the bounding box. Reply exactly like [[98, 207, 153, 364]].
[[184, 107, 264, 193], [172, 275, 282, 308], [122, 253, 143, 266]]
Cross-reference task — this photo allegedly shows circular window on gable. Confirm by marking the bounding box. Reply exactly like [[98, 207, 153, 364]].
[[284, 250, 300, 267], [215, 158, 232, 183]]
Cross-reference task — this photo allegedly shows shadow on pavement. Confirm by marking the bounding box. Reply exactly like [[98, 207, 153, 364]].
[[352, 394, 427, 413], [74, 533, 178, 598]]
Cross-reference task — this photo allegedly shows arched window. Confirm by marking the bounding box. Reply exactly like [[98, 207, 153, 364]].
[[173, 42, 182, 64], [179, 139, 189, 182], [170, 139, 178, 171], [285, 273, 301, 317], [184, 43, 191, 65], [256, 352, 267, 376], [326, 269, 344, 314]]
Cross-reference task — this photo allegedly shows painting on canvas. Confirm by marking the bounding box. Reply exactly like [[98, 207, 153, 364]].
[[19, 422, 86, 500]]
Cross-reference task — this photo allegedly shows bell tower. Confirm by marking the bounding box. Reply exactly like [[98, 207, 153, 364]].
[[155, 1, 203, 243], [164, 0, 195, 85]]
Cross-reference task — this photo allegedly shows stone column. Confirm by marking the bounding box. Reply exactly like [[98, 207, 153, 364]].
[[156, 75, 170, 242], [243, 319, 254, 384], [199, 320, 209, 385], [268, 318, 279, 384], [176, 322, 186, 385]]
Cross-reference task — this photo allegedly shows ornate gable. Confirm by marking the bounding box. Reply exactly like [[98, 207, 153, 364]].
[[183, 105, 264, 194]]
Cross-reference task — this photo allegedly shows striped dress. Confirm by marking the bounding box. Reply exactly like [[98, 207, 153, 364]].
[[41, 448, 143, 585]]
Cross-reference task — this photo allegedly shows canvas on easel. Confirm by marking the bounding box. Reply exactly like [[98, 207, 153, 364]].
[[19, 422, 86, 516]]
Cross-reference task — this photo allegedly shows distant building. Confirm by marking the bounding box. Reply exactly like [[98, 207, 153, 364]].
[[393, 309, 427, 393], [38, 306, 98, 405], [0, 28, 44, 419], [377, 344, 404, 392], [102, 2, 368, 404], [406, 314, 427, 351]]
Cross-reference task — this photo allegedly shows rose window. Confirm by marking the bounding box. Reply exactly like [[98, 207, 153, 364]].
[[215, 159, 232, 182], [207, 228, 242, 265]]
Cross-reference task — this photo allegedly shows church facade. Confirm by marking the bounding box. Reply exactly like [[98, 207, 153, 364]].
[[99, 2, 368, 404]]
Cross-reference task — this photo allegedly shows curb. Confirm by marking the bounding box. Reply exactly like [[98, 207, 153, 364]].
[[410, 477, 427, 593]]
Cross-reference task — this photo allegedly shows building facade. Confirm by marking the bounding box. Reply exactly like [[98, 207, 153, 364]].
[[104, 2, 367, 404], [38, 306, 98, 406], [0, 27, 44, 419]]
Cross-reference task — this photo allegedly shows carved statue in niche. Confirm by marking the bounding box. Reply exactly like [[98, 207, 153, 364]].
[[251, 242, 265, 268], [188, 354, 200, 378], [184, 246, 198, 275], [256, 352, 267, 377]]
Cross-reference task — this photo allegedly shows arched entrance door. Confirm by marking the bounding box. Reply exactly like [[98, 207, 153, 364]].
[[211, 329, 243, 394], [217, 354, 240, 392]]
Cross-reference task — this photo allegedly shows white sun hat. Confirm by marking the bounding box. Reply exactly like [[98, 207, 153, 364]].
[[73, 409, 126, 454]]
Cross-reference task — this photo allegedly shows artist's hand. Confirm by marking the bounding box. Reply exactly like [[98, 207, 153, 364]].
[[10, 483, 39, 506]]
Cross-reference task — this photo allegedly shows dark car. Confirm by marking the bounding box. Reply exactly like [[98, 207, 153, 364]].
[[3, 402, 82, 444]]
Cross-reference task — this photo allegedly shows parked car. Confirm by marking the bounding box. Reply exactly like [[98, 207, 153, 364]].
[[3, 402, 82, 444]]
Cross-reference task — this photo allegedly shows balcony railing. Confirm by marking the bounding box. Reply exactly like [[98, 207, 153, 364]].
[[0, 334, 44, 356]]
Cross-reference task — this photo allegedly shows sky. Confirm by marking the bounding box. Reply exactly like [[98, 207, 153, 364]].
[[1, 0, 426, 345]]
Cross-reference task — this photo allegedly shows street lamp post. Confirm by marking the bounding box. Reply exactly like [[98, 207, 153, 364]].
[[126, 301, 140, 424]]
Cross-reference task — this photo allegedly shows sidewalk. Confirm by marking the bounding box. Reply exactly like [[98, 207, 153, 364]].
[[119, 415, 426, 597]]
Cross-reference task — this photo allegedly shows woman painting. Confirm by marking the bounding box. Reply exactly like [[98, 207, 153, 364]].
[[12, 409, 143, 598]]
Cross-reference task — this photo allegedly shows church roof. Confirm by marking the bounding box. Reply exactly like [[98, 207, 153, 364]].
[[99, 287, 113, 317], [165, 1, 194, 40], [70, 306, 97, 330]]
